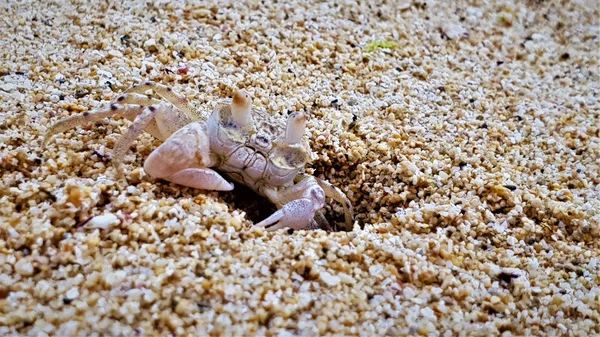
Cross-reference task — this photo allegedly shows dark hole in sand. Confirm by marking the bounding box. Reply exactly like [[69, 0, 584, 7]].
[[220, 183, 277, 225]]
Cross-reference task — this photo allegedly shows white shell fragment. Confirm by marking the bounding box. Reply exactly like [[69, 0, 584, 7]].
[[88, 213, 120, 230]]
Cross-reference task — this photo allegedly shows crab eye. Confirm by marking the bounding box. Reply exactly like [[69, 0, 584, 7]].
[[285, 111, 306, 144], [231, 89, 252, 126]]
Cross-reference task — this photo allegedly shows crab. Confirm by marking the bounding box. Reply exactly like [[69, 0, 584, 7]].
[[42, 82, 354, 231]]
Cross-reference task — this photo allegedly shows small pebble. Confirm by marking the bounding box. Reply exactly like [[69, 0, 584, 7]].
[[65, 287, 79, 301], [88, 213, 120, 230], [319, 271, 341, 287], [15, 259, 34, 276], [108, 50, 123, 58]]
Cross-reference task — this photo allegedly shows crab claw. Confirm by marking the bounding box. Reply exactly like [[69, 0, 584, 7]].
[[256, 176, 326, 231], [255, 198, 319, 231], [285, 111, 306, 144], [143, 122, 234, 191], [231, 89, 252, 126]]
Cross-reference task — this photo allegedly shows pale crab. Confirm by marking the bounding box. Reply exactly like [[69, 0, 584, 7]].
[[42, 82, 354, 231]]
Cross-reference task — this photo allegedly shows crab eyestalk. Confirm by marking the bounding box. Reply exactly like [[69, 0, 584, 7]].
[[285, 111, 306, 144], [231, 89, 252, 126]]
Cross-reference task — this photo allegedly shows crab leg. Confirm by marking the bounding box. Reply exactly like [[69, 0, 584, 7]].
[[42, 104, 146, 149], [111, 104, 164, 170], [113, 92, 161, 107], [124, 81, 197, 119], [313, 211, 330, 230], [314, 176, 354, 230], [42, 91, 169, 148]]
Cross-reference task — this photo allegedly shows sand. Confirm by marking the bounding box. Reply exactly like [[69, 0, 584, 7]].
[[0, 0, 599, 336]]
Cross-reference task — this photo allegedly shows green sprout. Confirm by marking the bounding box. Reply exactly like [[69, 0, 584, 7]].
[[364, 40, 399, 53]]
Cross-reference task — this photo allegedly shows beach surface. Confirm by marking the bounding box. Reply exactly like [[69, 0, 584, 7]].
[[0, 0, 599, 335]]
